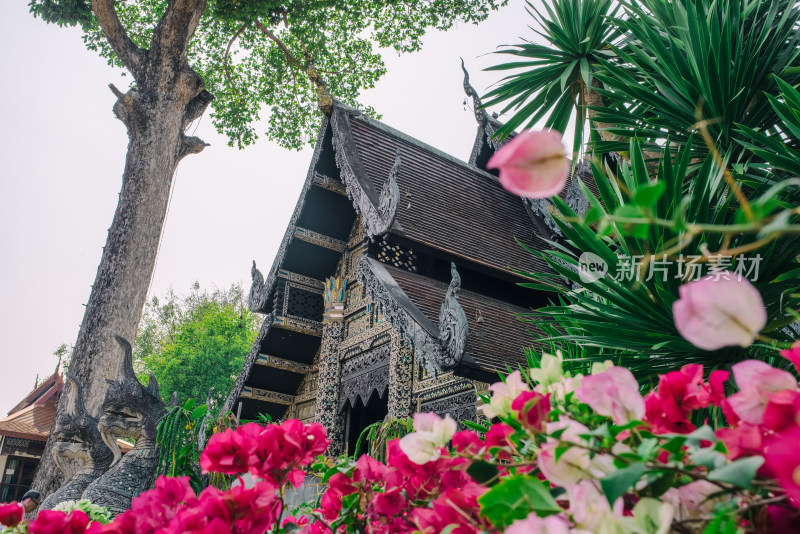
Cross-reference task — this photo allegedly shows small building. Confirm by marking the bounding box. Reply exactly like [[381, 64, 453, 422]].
[[225, 95, 593, 455], [0, 372, 63, 503]]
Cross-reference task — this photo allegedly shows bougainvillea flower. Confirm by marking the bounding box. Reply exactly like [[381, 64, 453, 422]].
[[481, 370, 530, 420], [200, 422, 260, 475], [511, 390, 551, 431], [644, 364, 716, 433], [781, 343, 800, 373], [506, 512, 571, 534], [28, 510, 90, 534], [766, 505, 800, 533], [673, 276, 767, 350], [353, 453, 389, 484], [567, 479, 624, 532], [452, 430, 484, 455], [727, 360, 798, 425], [539, 418, 592, 487], [398, 412, 457, 464], [0, 502, 22, 527], [763, 390, 800, 432], [707, 370, 730, 406], [412, 484, 488, 534], [765, 427, 800, 507], [716, 423, 764, 460], [486, 129, 570, 198], [576, 366, 644, 424]]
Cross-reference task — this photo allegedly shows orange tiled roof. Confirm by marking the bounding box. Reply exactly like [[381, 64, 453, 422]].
[[0, 372, 63, 441], [0, 401, 56, 441], [7, 372, 63, 416]]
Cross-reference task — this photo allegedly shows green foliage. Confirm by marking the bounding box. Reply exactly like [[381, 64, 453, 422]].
[[155, 398, 209, 492], [592, 0, 800, 159], [707, 456, 764, 490], [600, 461, 645, 505], [520, 138, 800, 378], [353, 415, 413, 461], [477, 475, 562, 527], [27, 0, 93, 28], [51, 499, 113, 524], [53, 343, 73, 371], [134, 283, 258, 406], [483, 0, 620, 157], [29, 0, 508, 149], [738, 78, 800, 198], [487, 0, 800, 163]]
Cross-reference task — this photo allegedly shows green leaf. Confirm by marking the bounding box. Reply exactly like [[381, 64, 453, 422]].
[[600, 462, 646, 505], [690, 447, 726, 470], [708, 456, 764, 489], [191, 405, 208, 420], [685, 425, 718, 443], [478, 476, 562, 527], [633, 182, 666, 206], [467, 460, 500, 485], [462, 420, 491, 433]]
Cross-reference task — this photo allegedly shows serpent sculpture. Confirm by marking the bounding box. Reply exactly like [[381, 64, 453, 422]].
[[39, 373, 114, 511], [81, 335, 165, 515]]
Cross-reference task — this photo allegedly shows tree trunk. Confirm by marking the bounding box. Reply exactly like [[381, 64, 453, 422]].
[[31, 0, 212, 501]]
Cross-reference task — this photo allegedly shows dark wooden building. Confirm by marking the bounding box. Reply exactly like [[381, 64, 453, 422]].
[[224, 92, 591, 454]]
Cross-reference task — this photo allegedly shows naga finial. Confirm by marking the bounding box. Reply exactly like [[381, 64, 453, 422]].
[[461, 58, 489, 127], [437, 262, 468, 370]]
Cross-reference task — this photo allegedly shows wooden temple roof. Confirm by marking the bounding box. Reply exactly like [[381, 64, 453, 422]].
[[0, 372, 63, 441], [384, 264, 533, 381], [346, 112, 551, 279], [228, 100, 598, 418]]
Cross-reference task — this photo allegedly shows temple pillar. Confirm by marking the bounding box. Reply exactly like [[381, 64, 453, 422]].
[[388, 331, 414, 419], [315, 277, 346, 456]]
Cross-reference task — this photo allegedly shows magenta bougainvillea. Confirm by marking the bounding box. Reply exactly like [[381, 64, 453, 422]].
[[4, 343, 800, 533]]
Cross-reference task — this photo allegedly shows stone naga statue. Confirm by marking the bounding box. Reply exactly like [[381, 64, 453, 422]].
[[39, 373, 114, 511], [82, 335, 165, 515]]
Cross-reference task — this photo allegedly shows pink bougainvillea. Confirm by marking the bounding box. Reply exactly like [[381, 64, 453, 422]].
[[486, 129, 570, 199], [575, 366, 644, 424], [0, 502, 23, 528], [672, 276, 767, 351], [10, 349, 800, 534]]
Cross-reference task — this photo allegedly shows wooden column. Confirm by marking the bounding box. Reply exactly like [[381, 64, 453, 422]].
[[314, 277, 346, 456], [388, 331, 414, 419]]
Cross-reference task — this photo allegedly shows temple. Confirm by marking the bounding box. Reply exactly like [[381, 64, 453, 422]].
[[0, 372, 63, 502], [225, 83, 592, 454]]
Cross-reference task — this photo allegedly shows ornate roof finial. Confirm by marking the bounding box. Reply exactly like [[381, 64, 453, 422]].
[[461, 58, 489, 127], [438, 262, 469, 370]]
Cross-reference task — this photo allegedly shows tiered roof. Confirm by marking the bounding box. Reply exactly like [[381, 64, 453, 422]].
[[0, 372, 63, 441], [228, 97, 595, 419]]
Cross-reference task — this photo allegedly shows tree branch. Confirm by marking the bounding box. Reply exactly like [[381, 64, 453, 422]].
[[254, 20, 332, 114], [150, 0, 208, 86], [91, 0, 147, 82], [254, 20, 301, 68], [223, 24, 248, 96]]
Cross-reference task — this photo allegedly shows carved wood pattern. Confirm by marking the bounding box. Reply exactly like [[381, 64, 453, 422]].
[[420, 390, 477, 430], [339, 340, 391, 411], [356, 258, 468, 375], [314, 279, 347, 456], [241, 387, 295, 405], [388, 332, 413, 419], [331, 109, 400, 240]]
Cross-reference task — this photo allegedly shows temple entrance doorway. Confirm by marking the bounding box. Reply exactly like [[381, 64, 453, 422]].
[[343, 387, 388, 457]]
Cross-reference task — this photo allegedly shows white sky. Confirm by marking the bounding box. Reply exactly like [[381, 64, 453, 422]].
[[0, 0, 540, 413]]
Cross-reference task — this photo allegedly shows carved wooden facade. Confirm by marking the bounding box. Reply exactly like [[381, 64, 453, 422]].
[[225, 94, 593, 452]]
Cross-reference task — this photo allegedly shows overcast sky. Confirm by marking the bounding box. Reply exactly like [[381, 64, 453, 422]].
[[0, 0, 540, 413]]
